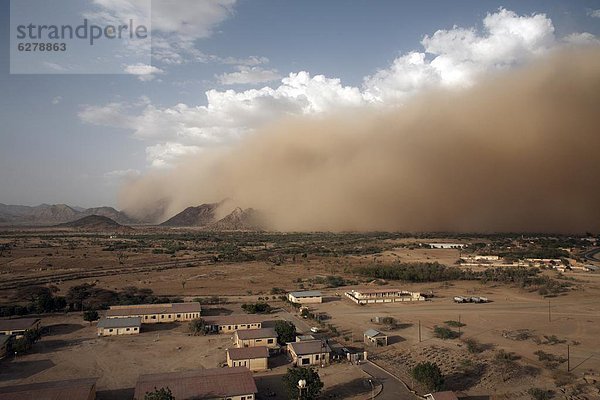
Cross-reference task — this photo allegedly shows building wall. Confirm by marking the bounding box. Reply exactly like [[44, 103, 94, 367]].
[[109, 312, 200, 324], [291, 351, 330, 367], [226, 355, 268, 371], [0, 320, 41, 336], [98, 326, 140, 336], [217, 322, 262, 334], [288, 294, 322, 304], [345, 291, 424, 304], [235, 336, 277, 348]]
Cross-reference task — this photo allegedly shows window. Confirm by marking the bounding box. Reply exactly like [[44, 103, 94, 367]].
[[235, 325, 238, 329], [267, 339, 274, 344], [256, 339, 262, 342], [161, 315, 164, 319], [301, 358, 310, 365], [315, 354, 320, 360], [126, 328, 130, 331], [134, 328, 138, 331], [177, 314, 181, 318], [109, 329, 113, 332]]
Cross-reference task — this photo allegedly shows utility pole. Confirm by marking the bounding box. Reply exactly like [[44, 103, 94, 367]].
[[548, 299, 551, 323], [418, 320, 421, 342], [567, 344, 570, 372], [458, 314, 461, 336]]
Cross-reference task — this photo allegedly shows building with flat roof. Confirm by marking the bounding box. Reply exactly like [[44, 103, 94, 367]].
[[345, 288, 424, 304], [134, 367, 257, 400], [227, 346, 269, 371], [203, 315, 264, 334], [234, 328, 278, 349], [288, 339, 331, 367], [364, 329, 388, 346], [106, 302, 200, 324], [287, 291, 322, 304], [0, 318, 41, 337], [97, 317, 141, 336], [0, 378, 96, 400]]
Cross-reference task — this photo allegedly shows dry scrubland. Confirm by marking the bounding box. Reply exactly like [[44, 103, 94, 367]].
[[0, 229, 599, 399]]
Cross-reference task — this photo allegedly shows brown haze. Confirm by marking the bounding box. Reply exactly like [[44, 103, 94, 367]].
[[120, 47, 600, 233]]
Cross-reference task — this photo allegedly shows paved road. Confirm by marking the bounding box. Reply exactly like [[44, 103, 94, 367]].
[[582, 247, 600, 262], [360, 361, 420, 400]]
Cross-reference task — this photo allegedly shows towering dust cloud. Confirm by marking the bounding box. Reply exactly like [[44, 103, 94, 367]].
[[121, 48, 600, 233]]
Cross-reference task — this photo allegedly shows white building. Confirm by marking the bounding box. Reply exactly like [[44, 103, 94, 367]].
[[287, 291, 323, 304]]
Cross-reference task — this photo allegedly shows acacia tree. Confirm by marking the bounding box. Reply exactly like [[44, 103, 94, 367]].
[[412, 362, 444, 391], [144, 387, 174, 400], [274, 320, 296, 344], [83, 310, 99, 325], [189, 318, 207, 336], [282, 367, 323, 400]]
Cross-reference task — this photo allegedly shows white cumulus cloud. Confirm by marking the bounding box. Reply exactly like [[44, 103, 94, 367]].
[[80, 8, 598, 168], [217, 66, 282, 85]]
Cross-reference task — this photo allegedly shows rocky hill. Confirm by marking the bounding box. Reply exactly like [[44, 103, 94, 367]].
[[56, 215, 132, 231], [0, 203, 136, 226], [160, 202, 221, 227], [206, 207, 265, 231]]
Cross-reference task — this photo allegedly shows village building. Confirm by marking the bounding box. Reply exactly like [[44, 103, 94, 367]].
[[105, 302, 200, 324], [345, 288, 424, 304], [0, 378, 97, 400], [226, 346, 269, 371], [428, 243, 465, 249], [0, 318, 41, 337], [134, 367, 257, 400], [203, 315, 264, 334], [288, 339, 331, 367], [287, 290, 322, 304], [234, 328, 278, 349], [97, 317, 141, 336], [364, 329, 388, 346], [425, 391, 460, 400], [0, 335, 10, 359], [296, 334, 316, 342]]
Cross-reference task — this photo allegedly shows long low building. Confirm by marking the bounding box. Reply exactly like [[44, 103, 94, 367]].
[[97, 317, 141, 336], [203, 315, 264, 334], [345, 288, 424, 304], [0, 318, 41, 337], [287, 290, 322, 304], [234, 328, 278, 349], [227, 346, 269, 371], [106, 302, 200, 324], [0, 378, 97, 400], [134, 367, 257, 400]]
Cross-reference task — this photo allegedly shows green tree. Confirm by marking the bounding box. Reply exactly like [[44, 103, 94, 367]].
[[274, 320, 296, 344], [282, 367, 323, 400], [412, 362, 444, 391], [189, 318, 207, 336], [144, 387, 175, 400], [83, 310, 99, 325]]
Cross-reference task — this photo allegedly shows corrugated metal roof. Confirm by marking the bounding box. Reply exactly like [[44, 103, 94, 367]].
[[227, 346, 269, 360], [0, 318, 40, 332], [288, 340, 332, 356], [235, 327, 277, 340], [364, 329, 385, 338], [134, 367, 257, 399], [289, 290, 322, 298], [427, 391, 459, 400], [106, 302, 200, 317], [0, 378, 96, 400], [97, 317, 141, 329], [203, 314, 264, 326]]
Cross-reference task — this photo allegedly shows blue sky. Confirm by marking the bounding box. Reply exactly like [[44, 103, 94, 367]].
[[1, 0, 599, 208]]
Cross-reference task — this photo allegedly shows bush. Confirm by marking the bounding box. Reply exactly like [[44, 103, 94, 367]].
[[464, 338, 484, 353], [189, 318, 207, 336], [144, 387, 175, 400], [275, 320, 296, 344], [434, 326, 459, 339], [412, 362, 444, 391], [241, 302, 272, 314], [445, 320, 465, 328]]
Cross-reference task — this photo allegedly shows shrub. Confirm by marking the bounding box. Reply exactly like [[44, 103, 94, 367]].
[[412, 362, 444, 391], [434, 326, 459, 339]]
